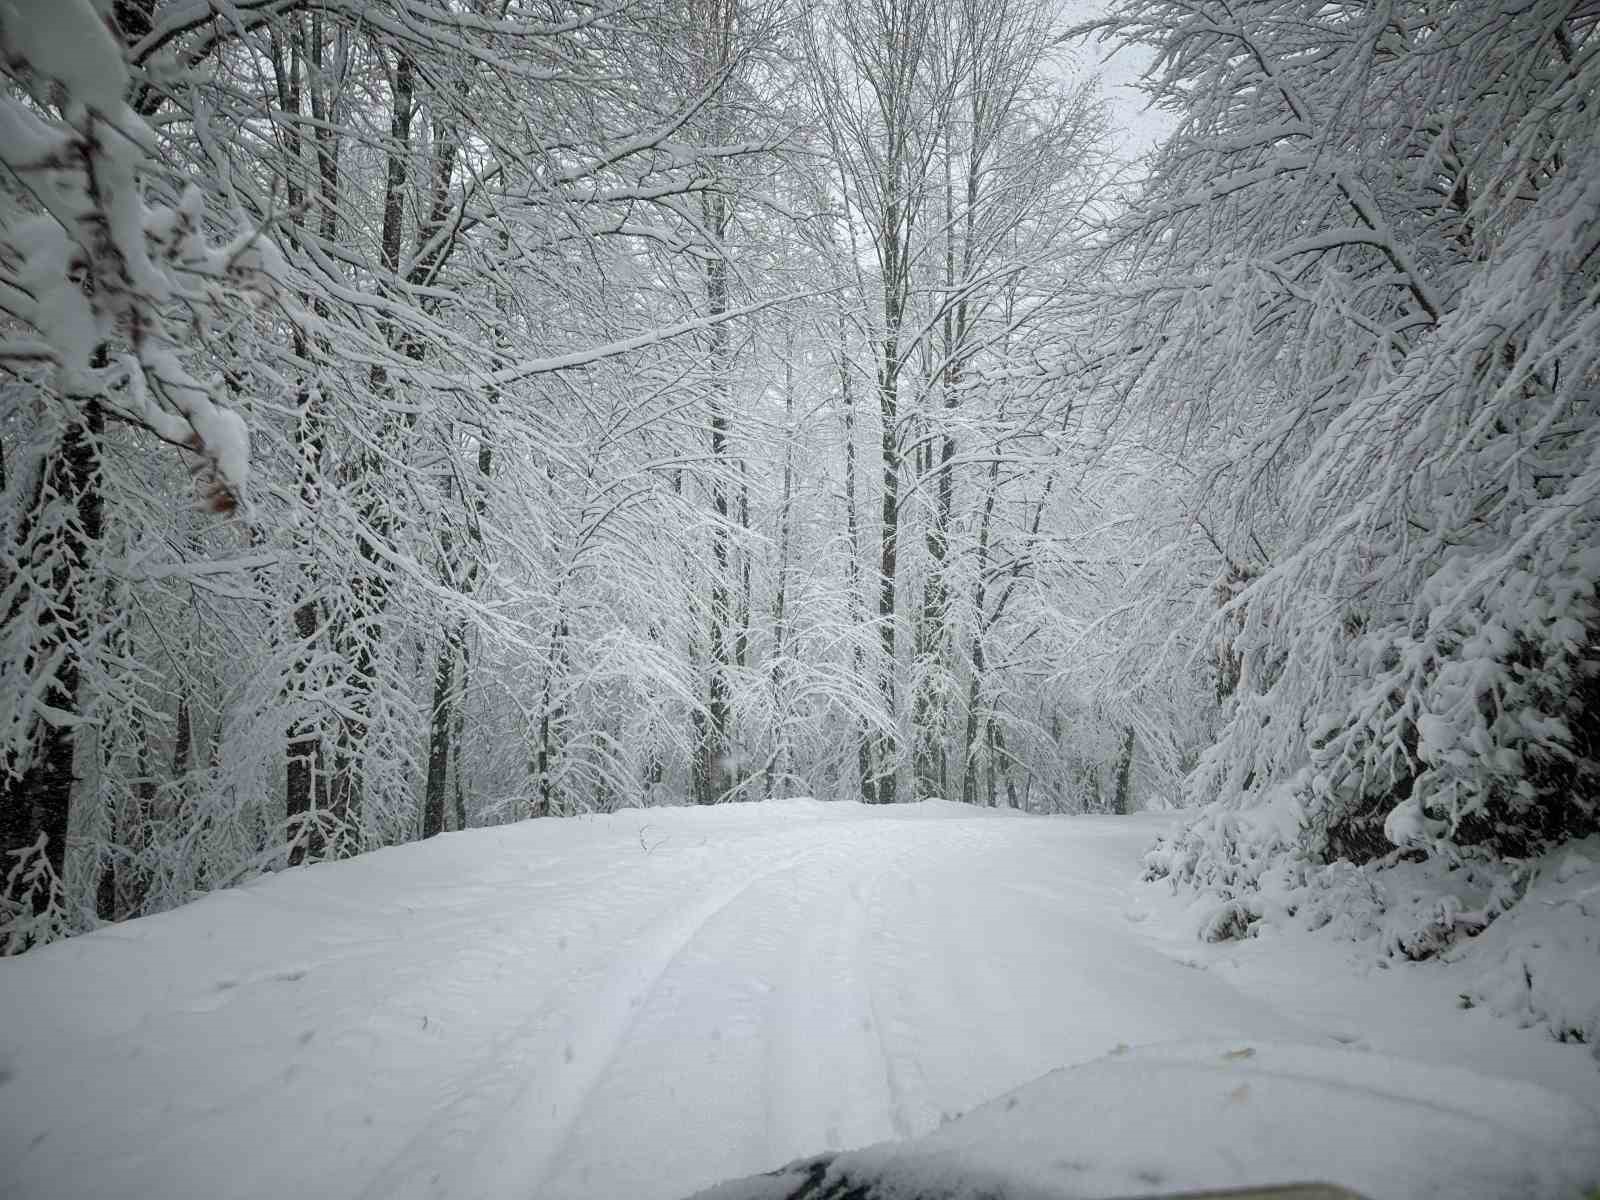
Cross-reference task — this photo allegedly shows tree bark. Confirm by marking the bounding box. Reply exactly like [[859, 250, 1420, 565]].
[[694, 0, 739, 805], [837, 309, 876, 804], [1112, 726, 1136, 815], [0, 405, 103, 926]]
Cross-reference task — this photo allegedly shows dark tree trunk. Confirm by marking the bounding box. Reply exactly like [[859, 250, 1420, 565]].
[[701, 181, 734, 806], [279, 16, 336, 867], [450, 640, 470, 831], [874, 351, 900, 805], [1112, 726, 1136, 816], [764, 333, 797, 801], [321, 46, 414, 857], [0, 405, 103, 927], [703, 236, 732, 806], [532, 616, 570, 818], [285, 591, 328, 867], [960, 461, 1001, 806], [422, 636, 456, 838]]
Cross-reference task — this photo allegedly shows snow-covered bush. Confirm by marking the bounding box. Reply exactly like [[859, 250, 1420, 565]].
[[1147, 792, 1532, 958], [1465, 840, 1600, 1048], [1141, 785, 1301, 898], [1300, 550, 1600, 865]]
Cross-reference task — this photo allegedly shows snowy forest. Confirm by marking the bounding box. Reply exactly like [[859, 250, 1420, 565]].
[[1, 0, 1597, 959]]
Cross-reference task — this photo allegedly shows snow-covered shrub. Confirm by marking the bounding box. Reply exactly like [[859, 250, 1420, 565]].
[[1142, 785, 1301, 897], [1297, 547, 1600, 868], [1142, 787, 1311, 940], [1147, 798, 1535, 960], [1196, 899, 1255, 944], [1464, 840, 1600, 1049], [1292, 859, 1387, 943]]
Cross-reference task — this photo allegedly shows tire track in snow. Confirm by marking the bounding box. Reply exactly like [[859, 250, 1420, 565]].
[[538, 831, 881, 1198], [848, 823, 1021, 1136], [362, 845, 815, 1200], [757, 831, 913, 1168], [535, 819, 938, 1200], [849, 852, 920, 1141]]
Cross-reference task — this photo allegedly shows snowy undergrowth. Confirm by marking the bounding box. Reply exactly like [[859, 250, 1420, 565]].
[[1144, 795, 1600, 1049], [1466, 842, 1600, 1047]]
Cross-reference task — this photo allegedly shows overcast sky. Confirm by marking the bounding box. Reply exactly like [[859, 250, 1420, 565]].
[[1056, 1, 1179, 162]]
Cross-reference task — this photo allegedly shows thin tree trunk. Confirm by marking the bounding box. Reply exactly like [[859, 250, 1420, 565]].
[[764, 326, 797, 800], [988, 716, 1018, 809], [960, 458, 1001, 805], [422, 631, 456, 838], [423, 442, 489, 838], [532, 615, 570, 818], [837, 309, 876, 804], [451, 639, 470, 831], [703, 217, 733, 804], [875, 303, 902, 806], [696, 0, 737, 804]]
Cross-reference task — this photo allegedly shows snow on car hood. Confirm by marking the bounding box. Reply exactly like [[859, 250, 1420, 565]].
[[692, 1040, 1600, 1200]]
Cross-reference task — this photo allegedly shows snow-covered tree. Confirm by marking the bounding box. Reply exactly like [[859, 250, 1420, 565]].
[[0, 0, 282, 948], [2, 0, 1129, 954], [1102, 0, 1600, 865]]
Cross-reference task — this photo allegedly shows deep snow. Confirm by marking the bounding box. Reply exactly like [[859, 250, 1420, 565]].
[[1, 800, 1596, 1200]]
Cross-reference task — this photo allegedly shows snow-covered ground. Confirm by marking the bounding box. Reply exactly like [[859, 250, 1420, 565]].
[[2, 800, 1597, 1200]]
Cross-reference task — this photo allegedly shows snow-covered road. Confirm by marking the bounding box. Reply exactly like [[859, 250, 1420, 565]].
[[2, 801, 1596, 1200]]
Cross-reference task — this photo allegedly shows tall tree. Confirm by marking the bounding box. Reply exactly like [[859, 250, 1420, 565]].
[[0, 0, 278, 947], [1102, 0, 1600, 860]]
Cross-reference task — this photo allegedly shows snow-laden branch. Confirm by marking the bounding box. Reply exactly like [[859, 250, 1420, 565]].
[[417, 289, 834, 393], [1, 0, 284, 508]]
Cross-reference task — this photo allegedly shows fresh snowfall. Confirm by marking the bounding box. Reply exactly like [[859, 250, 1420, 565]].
[[3, 800, 1598, 1200], [4, 0, 1600, 1198]]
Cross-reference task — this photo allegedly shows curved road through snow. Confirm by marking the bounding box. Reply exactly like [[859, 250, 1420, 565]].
[[2, 801, 1595, 1200]]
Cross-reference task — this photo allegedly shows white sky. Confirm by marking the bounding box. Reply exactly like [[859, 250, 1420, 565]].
[[1056, 0, 1178, 162]]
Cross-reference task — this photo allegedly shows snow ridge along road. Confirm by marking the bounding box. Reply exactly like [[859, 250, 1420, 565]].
[[2, 800, 1596, 1200]]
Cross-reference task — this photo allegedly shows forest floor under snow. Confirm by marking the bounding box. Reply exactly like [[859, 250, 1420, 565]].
[[2, 800, 1598, 1200]]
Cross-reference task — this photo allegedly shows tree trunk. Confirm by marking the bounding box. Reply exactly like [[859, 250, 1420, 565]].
[[281, 14, 341, 866], [960, 458, 1001, 805], [0, 405, 103, 928], [422, 633, 456, 838], [451, 639, 471, 831], [874, 261, 903, 805], [695, 0, 738, 805], [703, 217, 733, 804], [1112, 725, 1136, 815], [837, 309, 876, 804], [532, 616, 570, 818], [765, 326, 797, 800]]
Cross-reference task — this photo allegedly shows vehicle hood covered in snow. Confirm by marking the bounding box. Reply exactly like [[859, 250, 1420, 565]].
[[691, 1040, 1600, 1200]]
